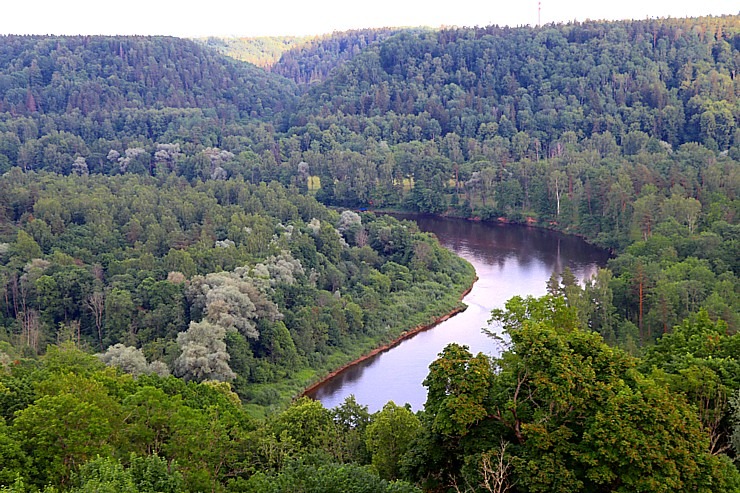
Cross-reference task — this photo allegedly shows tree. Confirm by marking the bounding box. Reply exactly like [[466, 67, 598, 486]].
[[583, 268, 617, 343], [10, 231, 42, 264], [331, 395, 371, 463], [238, 461, 421, 493], [631, 190, 661, 241], [549, 169, 566, 218], [128, 454, 184, 493], [71, 157, 89, 176], [97, 344, 168, 377], [338, 210, 365, 246], [642, 310, 740, 455], [69, 456, 137, 493], [424, 344, 492, 438], [173, 321, 235, 382], [97, 344, 149, 376], [365, 402, 420, 480], [188, 269, 283, 340], [0, 418, 28, 487], [417, 296, 740, 492], [121, 386, 182, 457], [86, 291, 105, 350], [165, 399, 247, 492], [69, 454, 183, 493], [104, 289, 135, 346], [731, 390, 740, 458], [271, 396, 334, 451], [662, 194, 702, 235], [13, 389, 115, 487]]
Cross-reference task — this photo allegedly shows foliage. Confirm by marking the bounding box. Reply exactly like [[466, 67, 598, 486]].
[[365, 402, 420, 480], [0, 15, 738, 491], [641, 310, 740, 454], [98, 344, 169, 377], [414, 296, 740, 492], [0, 348, 423, 492], [236, 461, 420, 493], [0, 171, 473, 403], [173, 321, 236, 383]]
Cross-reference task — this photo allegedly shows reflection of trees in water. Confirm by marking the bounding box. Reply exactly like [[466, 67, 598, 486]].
[[309, 354, 381, 400], [408, 215, 609, 279]]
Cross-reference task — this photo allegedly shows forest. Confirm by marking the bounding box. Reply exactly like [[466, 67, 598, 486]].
[[0, 13, 739, 492]]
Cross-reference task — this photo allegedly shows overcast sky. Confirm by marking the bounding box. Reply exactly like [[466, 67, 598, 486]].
[[1, 0, 737, 38]]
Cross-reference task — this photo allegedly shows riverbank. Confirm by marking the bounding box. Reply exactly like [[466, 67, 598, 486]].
[[301, 274, 478, 399]]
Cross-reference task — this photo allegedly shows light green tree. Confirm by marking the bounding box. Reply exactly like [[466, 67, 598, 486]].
[[365, 402, 420, 480]]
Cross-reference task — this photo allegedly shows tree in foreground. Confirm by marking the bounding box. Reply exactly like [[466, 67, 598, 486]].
[[365, 401, 420, 481], [412, 295, 740, 492]]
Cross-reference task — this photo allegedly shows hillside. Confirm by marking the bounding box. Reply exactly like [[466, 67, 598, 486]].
[[0, 35, 297, 119], [291, 18, 739, 147], [270, 28, 407, 85], [0, 16, 736, 344], [202, 29, 405, 83]]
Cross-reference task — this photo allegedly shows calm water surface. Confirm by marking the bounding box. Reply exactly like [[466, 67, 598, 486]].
[[308, 215, 610, 412]]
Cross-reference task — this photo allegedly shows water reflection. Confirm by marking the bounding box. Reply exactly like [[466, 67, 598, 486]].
[[308, 216, 609, 412]]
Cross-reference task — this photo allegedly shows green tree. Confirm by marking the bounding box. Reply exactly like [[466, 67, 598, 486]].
[[271, 396, 334, 451], [642, 310, 740, 455], [417, 295, 740, 492], [128, 454, 184, 493], [104, 289, 135, 345], [121, 386, 182, 457], [13, 391, 114, 487], [238, 461, 421, 493], [424, 344, 492, 438], [69, 454, 183, 493], [331, 395, 371, 463], [365, 402, 420, 480], [69, 456, 137, 493], [10, 231, 42, 264], [0, 418, 28, 487]]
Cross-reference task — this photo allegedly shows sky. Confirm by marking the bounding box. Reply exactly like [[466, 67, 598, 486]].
[[0, 0, 737, 38]]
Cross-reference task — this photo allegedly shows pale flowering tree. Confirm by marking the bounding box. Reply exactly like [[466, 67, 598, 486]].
[[173, 320, 235, 382], [153, 143, 182, 173], [71, 156, 88, 175], [97, 343, 171, 377], [188, 269, 283, 339]]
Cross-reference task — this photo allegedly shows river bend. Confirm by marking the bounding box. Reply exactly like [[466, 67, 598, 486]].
[[308, 215, 610, 412]]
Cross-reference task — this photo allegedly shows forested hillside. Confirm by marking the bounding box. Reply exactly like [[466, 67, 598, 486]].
[[200, 28, 402, 80], [277, 16, 740, 348], [0, 14, 739, 492], [269, 28, 406, 85], [0, 35, 296, 119], [0, 170, 473, 409]]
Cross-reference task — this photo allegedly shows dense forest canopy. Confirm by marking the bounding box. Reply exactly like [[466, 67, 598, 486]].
[[0, 35, 298, 120], [0, 170, 474, 409], [0, 13, 739, 492]]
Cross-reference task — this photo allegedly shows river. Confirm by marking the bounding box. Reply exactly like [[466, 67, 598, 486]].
[[307, 215, 610, 412]]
